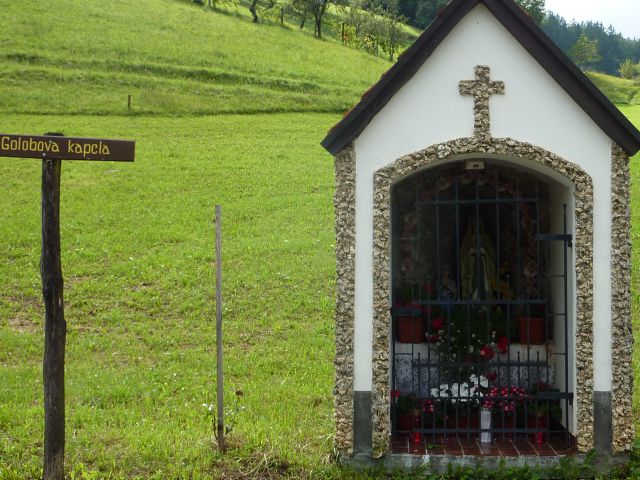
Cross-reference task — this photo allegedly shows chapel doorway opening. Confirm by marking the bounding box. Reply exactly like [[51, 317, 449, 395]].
[[390, 159, 576, 453]]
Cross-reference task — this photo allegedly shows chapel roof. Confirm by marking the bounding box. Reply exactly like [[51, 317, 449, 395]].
[[321, 0, 640, 156]]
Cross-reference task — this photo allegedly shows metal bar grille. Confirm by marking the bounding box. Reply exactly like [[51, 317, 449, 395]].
[[390, 161, 573, 447]]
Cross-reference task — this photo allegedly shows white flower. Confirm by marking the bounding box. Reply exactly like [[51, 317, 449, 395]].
[[469, 346, 474, 353], [459, 384, 469, 399], [431, 388, 439, 398], [479, 375, 489, 388]]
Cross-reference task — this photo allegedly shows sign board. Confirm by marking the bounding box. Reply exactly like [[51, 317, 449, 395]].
[[0, 133, 135, 162]]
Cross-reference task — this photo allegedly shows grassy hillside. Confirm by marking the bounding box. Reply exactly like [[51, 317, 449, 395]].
[[587, 71, 640, 105], [0, 0, 390, 115]]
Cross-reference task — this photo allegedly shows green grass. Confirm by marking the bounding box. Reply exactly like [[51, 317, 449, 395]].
[[0, 0, 390, 115], [0, 113, 342, 478], [588, 72, 640, 105]]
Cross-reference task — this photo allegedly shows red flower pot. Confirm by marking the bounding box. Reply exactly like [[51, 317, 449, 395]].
[[517, 316, 545, 345], [446, 412, 479, 431], [527, 414, 548, 444], [395, 316, 426, 343], [494, 414, 515, 437], [396, 414, 414, 432]]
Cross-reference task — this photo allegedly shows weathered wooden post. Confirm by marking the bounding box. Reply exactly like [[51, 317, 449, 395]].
[[41, 155, 65, 480], [1, 132, 135, 480]]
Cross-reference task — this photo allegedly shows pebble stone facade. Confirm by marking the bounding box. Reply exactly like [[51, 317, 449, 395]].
[[330, 62, 634, 460], [370, 136, 594, 456], [333, 144, 356, 457], [610, 144, 634, 454]]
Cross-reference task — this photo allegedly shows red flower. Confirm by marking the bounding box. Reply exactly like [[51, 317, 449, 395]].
[[422, 399, 434, 413], [422, 282, 435, 295], [431, 316, 445, 331], [391, 390, 401, 400], [497, 336, 509, 354], [479, 344, 495, 360], [487, 371, 497, 382], [426, 334, 439, 343]]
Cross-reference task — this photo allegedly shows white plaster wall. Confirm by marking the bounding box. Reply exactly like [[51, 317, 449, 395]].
[[352, 4, 613, 393]]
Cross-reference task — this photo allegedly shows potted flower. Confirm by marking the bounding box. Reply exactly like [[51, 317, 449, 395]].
[[516, 304, 546, 345], [431, 305, 510, 367], [484, 386, 527, 437], [429, 374, 487, 431], [526, 381, 561, 444], [392, 391, 420, 432], [394, 304, 427, 344], [393, 285, 428, 344]]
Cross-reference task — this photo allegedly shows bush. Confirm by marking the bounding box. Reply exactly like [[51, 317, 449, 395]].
[[619, 59, 639, 79]]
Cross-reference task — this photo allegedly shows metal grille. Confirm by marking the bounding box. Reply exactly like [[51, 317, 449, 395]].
[[391, 161, 573, 446]]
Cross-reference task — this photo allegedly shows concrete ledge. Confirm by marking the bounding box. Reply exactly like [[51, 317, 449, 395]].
[[341, 452, 630, 477]]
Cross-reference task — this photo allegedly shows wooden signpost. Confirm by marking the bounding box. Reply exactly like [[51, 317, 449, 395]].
[[1, 132, 135, 480]]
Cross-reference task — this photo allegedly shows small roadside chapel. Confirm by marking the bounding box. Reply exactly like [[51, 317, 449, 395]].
[[322, 0, 640, 470]]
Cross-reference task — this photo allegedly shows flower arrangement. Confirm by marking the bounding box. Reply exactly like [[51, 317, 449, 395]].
[[482, 386, 527, 414], [428, 374, 489, 410], [391, 390, 419, 416], [527, 381, 562, 419], [427, 306, 511, 375]]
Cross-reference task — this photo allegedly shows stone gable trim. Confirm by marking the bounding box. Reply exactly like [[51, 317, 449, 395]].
[[371, 137, 594, 455], [610, 143, 634, 453], [333, 144, 356, 456]]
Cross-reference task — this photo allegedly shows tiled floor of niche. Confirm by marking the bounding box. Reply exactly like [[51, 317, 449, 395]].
[[391, 433, 577, 457]]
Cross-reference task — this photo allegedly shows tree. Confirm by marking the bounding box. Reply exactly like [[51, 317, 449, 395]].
[[342, 0, 368, 44], [247, 0, 276, 23], [413, 0, 447, 29], [378, 0, 407, 61], [619, 59, 639, 79], [568, 32, 602, 70], [296, 0, 344, 38], [515, 0, 545, 25]]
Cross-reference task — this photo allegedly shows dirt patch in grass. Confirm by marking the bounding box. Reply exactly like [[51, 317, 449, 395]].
[[7, 315, 40, 333]]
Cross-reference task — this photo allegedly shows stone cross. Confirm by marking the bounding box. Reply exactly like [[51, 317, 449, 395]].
[[459, 65, 505, 138]]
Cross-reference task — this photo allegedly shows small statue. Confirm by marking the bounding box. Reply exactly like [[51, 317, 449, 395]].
[[440, 265, 457, 299]]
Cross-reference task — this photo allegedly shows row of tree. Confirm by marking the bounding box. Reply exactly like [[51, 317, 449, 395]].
[[541, 13, 640, 75], [192, 0, 640, 77], [193, 0, 413, 59]]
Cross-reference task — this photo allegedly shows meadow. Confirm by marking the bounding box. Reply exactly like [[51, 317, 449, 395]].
[[2, 0, 640, 478], [0, 113, 346, 479]]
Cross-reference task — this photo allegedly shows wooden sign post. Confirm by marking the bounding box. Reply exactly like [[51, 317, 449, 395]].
[[1, 132, 135, 480]]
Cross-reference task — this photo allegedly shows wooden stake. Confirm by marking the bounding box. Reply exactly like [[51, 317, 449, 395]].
[[215, 205, 224, 451], [41, 158, 66, 480]]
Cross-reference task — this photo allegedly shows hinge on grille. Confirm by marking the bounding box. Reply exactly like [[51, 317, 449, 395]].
[[536, 233, 573, 248]]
